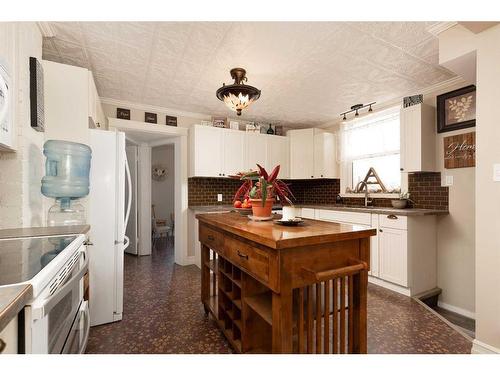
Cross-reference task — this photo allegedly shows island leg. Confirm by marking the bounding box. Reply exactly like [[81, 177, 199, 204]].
[[272, 288, 294, 353], [201, 244, 210, 315], [352, 237, 369, 353]]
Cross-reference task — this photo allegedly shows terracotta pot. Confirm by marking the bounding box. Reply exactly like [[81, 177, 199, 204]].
[[250, 198, 274, 218]]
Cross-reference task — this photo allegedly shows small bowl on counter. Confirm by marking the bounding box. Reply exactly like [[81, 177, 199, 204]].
[[391, 199, 408, 209], [234, 207, 253, 216]]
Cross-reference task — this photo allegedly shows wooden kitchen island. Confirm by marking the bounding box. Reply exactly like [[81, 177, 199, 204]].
[[196, 212, 376, 354]]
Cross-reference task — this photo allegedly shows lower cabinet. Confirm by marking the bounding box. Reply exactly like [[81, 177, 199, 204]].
[[378, 226, 408, 287], [0, 315, 18, 354], [297, 208, 437, 296]]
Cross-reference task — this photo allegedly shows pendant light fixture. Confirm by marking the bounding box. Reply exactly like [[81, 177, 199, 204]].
[[216, 68, 261, 116]]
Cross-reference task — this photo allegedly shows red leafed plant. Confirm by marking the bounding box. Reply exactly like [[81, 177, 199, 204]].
[[232, 164, 295, 207]]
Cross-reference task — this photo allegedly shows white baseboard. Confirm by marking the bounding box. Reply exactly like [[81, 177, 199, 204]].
[[437, 301, 475, 320], [368, 276, 411, 296], [472, 339, 500, 354], [175, 255, 196, 266]]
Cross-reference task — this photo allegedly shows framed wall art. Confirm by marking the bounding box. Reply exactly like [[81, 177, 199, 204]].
[[117, 108, 131, 120], [166, 115, 177, 126], [437, 85, 476, 133], [145, 112, 157, 124], [29, 57, 45, 132], [443, 131, 475, 169]]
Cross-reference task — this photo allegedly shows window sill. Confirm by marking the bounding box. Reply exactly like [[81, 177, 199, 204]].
[[340, 193, 400, 199]]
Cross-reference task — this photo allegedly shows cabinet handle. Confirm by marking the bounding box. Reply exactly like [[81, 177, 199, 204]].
[[237, 250, 248, 260], [207, 235, 215, 241], [84, 240, 94, 246], [379, 229, 383, 233], [321, 175, 323, 177], [387, 214, 398, 220], [311, 175, 314, 178], [400, 168, 404, 171], [0, 339, 6, 353]]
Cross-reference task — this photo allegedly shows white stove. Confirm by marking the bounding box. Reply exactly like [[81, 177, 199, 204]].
[[0, 234, 89, 353]]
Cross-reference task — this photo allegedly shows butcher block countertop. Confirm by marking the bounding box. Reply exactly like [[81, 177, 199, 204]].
[[196, 212, 376, 250], [0, 224, 90, 240], [0, 284, 32, 333]]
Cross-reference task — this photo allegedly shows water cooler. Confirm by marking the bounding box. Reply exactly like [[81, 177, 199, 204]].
[[41, 140, 92, 226]]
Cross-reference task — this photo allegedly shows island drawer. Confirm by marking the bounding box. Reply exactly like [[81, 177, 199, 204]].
[[379, 214, 407, 230], [224, 237, 274, 287], [199, 225, 224, 252]]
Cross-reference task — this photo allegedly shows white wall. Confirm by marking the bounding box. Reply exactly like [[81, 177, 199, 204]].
[[0, 23, 46, 229], [151, 144, 175, 222]]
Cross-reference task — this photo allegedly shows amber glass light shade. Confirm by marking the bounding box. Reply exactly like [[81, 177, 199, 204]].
[[216, 68, 261, 116]]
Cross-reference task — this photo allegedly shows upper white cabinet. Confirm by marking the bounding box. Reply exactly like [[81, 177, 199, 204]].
[[245, 133, 267, 172], [190, 125, 223, 177], [43, 61, 104, 144], [190, 125, 289, 178], [88, 72, 105, 129], [289, 128, 338, 179], [400, 103, 436, 173], [266, 135, 289, 178], [223, 129, 245, 176]]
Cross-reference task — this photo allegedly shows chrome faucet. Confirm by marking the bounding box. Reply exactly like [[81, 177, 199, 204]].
[[355, 180, 373, 207]]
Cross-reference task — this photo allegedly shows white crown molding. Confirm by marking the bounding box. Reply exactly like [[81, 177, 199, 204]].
[[100, 97, 212, 121], [427, 22, 458, 37], [37, 22, 55, 38], [319, 75, 467, 129], [472, 339, 500, 354]]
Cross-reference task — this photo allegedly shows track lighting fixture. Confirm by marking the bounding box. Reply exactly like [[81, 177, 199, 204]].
[[340, 102, 376, 121]]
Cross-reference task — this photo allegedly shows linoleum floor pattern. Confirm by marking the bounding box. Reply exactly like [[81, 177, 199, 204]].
[[85, 240, 471, 354]]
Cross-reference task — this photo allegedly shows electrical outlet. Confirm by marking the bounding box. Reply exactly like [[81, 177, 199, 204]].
[[217, 193, 223, 202]]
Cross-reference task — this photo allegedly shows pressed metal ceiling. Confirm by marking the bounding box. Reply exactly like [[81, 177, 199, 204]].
[[42, 22, 455, 127]]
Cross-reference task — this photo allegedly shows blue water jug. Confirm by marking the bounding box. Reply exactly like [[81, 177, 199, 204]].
[[41, 140, 92, 208]]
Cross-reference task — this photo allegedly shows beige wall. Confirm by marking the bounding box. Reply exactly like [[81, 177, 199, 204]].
[[474, 25, 500, 351], [0, 23, 46, 229]]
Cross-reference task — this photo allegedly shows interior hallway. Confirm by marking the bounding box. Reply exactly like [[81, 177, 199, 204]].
[[85, 240, 472, 354]]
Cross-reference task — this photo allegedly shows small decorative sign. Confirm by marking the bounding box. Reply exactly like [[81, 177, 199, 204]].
[[403, 94, 423, 108], [166, 115, 177, 127], [117, 108, 130, 120], [444, 132, 476, 169], [145, 112, 157, 124]]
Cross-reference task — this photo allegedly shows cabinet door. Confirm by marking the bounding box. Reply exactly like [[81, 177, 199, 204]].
[[267, 135, 289, 178], [289, 129, 314, 179], [223, 129, 245, 176], [88, 72, 97, 124], [313, 132, 338, 178], [368, 214, 379, 277], [192, 126, 223, 177], [379, 227, 408, 287], [400, 105, 421, 173], [245, 133, 267, 172]]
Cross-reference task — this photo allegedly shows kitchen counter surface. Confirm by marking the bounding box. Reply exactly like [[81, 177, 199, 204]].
[[296, 204, 449, 216], [189, 205, 235, 213], [0, 225, 90, 240], [0, 284, 32, 333]]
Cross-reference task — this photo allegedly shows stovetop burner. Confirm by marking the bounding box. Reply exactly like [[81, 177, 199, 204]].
[[0, 235, 77, 286]]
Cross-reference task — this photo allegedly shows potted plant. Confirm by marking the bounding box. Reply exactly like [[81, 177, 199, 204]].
[[233, 164, 294, 218], [391, 191, 413, 209]]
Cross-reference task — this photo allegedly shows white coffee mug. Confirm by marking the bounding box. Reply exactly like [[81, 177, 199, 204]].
[[282, 206, 297, 221]]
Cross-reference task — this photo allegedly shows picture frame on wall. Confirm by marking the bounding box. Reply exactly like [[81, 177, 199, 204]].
[[437, 85, 476, 133], [166, 115, 177, 127], [29, 57, 45, 132], [145, 112, 157, 124], [117, 108, 131, 120]]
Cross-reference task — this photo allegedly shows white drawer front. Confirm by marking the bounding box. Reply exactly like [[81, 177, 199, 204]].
[[317, 209, 372, 226], [379, 214, 407, 230]]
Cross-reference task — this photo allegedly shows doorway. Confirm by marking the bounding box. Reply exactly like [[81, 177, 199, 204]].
[[151, 144, 175, 249]]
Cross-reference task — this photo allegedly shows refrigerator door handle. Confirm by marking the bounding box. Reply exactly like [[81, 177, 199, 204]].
[[124, 150, 132, 231]]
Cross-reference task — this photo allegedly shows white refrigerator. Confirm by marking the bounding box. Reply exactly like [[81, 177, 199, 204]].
[[88, 129, 132, 326]]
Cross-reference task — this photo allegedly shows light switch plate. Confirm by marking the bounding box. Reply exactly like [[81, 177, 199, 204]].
[[217, 193, 223, 202], [444, 175, 454, 186], [494, 164, 500, 182]]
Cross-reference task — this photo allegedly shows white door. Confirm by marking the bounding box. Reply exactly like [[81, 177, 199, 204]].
[[379, 227, 408, 286], [223, 129, 245, 176], [125, 145, 138, 255], [289, 129, 314, 179], [245, 133, 267, 172], [267, 136, 289, 178], [193, 126, 223, 177]]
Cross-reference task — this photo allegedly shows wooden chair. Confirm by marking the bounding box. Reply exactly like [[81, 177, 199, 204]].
[[152, 205, 171, 246]]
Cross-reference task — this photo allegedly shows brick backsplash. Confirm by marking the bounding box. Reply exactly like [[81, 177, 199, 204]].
[[408, 172, 449, 210], [188, 173, 449, 210], [284, 179, 340, 205], [188, 177, 243, 206]]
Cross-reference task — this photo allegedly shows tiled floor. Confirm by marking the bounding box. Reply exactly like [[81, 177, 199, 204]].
[[85, 240, 472, 354]]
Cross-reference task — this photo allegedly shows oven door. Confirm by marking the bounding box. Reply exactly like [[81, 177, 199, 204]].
[[61, 300, 90, 354], [29, 249, 88, 354]]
